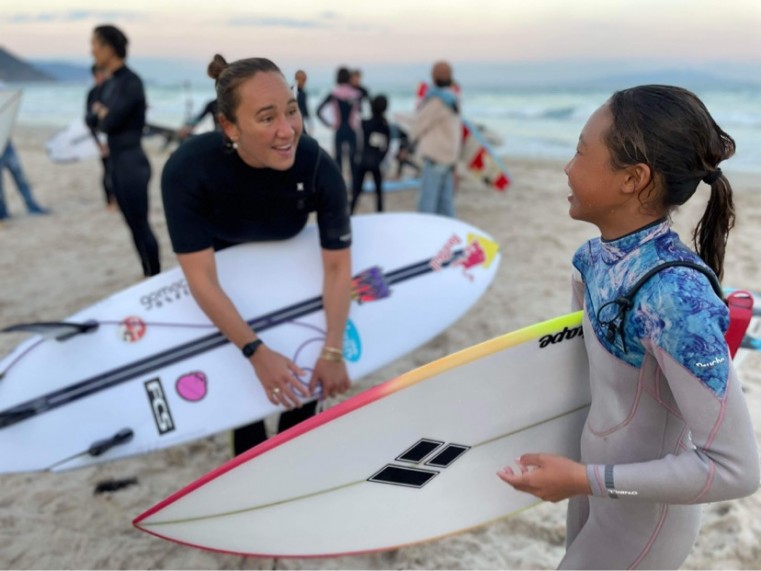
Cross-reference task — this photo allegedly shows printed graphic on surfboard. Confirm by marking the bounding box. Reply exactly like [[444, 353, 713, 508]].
[[0, 213, 500, 473], [132, 312, 589, 558]]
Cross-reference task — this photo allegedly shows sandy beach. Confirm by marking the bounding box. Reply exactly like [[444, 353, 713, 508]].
[[0, 124, 759, 570]]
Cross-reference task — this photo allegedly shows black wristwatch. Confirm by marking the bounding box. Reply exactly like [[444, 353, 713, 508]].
[[241, 339, 263, 358]]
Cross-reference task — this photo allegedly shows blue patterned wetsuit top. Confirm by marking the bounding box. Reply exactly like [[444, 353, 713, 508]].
[[572, 218, 729, 397]]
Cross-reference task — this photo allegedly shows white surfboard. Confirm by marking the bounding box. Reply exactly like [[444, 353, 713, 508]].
[[0, 90, 22, 151], [0, 213, 500, 473], [133, 312, 590, 557], [44, 120, 102, 163]]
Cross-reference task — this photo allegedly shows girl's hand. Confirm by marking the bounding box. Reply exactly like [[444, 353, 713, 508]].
[[497, 453, 592, 503]]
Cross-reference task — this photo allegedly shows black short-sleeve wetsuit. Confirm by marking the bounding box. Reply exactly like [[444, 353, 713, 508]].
[[161, 131, 351, 454], [162, 131, 351, 254]]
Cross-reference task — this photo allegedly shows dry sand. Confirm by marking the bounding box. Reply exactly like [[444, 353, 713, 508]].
[[0, 124, 759, 569]]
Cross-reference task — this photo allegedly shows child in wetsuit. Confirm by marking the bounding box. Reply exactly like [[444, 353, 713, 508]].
[[498, 85, 759, 569], [350, 95, 390, 214]]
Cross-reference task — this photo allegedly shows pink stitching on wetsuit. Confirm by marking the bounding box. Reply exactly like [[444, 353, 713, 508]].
[[627, 504, 669, 569]]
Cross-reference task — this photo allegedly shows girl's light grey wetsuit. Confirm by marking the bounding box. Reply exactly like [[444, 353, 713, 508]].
[[562, 219, 759, 570]]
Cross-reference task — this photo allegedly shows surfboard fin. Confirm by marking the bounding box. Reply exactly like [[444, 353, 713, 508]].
[[1, 320, 99, 341]]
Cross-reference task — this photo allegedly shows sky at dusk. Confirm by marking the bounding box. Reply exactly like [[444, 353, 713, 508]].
[[2, 0, 761, 84]]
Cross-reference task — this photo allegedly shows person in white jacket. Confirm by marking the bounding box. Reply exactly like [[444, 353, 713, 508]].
[[410, 61, 461, 217]]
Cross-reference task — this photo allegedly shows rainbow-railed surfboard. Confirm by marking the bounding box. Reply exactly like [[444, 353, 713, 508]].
[[133, 311, 590, 557]]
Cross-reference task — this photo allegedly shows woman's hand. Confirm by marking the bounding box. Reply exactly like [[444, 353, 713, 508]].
[[250, 345, 308, 409], [309, 357, 351, 399], [91, 101, 109, 120], [497, 453, 592, 503]]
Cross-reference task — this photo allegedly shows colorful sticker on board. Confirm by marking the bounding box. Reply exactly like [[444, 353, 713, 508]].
[[351, 266, 391, 304], [430, 234, 462, 271], [343, 319, 362, 363], [452, 233, 499, 281], [120, 316, 147, 343], [175, 371, 208, 402]]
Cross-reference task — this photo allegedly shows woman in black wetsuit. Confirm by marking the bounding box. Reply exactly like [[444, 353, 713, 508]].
[[88, 24, 160, 277], [316, 67, 362, 185], [162, 55, 353, 455]]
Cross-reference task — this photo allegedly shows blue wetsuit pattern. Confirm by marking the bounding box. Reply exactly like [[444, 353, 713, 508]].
[[573, 218, 729, 396]]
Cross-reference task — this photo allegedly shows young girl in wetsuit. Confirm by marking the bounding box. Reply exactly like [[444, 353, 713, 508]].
[[498, 85, 759, 569]]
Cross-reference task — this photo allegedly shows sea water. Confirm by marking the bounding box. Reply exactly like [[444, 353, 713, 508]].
[[10, 80, 761, 174]]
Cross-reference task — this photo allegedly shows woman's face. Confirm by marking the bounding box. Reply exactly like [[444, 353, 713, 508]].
[[221, 72, 302, 170], [564, 104, 632, 232], [90, 33, 114, 69]]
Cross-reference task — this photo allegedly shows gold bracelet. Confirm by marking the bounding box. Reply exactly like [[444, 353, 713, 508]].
[[322, 346, 343, 355], [320, 347, 344, 362]]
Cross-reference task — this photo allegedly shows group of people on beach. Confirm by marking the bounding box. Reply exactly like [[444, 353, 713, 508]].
[[14, 21, 760, 570]]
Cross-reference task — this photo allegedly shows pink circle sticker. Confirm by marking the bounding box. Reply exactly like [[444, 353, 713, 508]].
[[176, 371, 208, 402]]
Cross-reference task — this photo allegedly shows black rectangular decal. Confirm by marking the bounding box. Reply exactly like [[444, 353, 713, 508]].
[[396, 439, 444, 464], [426, 444, 469, 468], [368, 464, 439, 488], [144, 378, 175, 435]]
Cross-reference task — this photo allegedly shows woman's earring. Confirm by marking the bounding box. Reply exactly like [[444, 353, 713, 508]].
[[232, 141, 239, 149]]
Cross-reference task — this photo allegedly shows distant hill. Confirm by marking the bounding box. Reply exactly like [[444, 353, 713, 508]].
[[0, 46, 55, 83], [33, 61, 91, 83]]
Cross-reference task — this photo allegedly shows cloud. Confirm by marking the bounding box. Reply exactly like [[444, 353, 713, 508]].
[[226, 16, 333, 29], [4, 10, 143, 24]]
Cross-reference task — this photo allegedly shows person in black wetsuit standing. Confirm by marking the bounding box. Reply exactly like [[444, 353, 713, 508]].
[[351, 95, 390, 213], [162, 54, 353, 455], [88, 24, 160, 277], [316, 67, 361, 186]]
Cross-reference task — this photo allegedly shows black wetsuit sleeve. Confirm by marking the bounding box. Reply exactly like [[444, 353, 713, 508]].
[[85, 86, 100, 140], [99, 72, 145, 135], [188, 100, 216, 126], [297, 90, 309, 119], [316, 94, 333, 127], [314, 148, 351, 250], [161, 148, 215, 254]]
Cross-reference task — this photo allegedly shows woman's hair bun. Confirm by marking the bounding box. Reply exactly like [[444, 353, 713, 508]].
[[207, 54, 228, 80]]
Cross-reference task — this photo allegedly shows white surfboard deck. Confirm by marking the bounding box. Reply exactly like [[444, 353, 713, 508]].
[[133, 311, 589, 558], [0, 213, 500, 473], [0, 90, 22, 152]]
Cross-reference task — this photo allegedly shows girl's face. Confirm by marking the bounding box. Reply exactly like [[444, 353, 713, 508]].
[[564, 104, 634, 235], [220, 72, 302, 170]]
